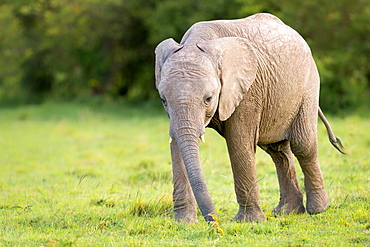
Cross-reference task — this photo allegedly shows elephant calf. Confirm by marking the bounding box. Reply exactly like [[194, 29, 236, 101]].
[[155, 13, 345, 222]]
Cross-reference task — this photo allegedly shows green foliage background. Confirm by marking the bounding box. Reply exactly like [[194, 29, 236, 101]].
[[0, 0, 369, 112]]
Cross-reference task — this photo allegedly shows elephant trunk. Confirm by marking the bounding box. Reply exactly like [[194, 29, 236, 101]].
[[172, 118, 216, 221]]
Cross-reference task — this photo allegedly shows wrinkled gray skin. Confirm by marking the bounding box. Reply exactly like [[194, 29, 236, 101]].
[[155, 13, 345, 223]]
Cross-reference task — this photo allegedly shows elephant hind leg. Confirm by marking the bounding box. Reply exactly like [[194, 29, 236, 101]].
[[290, 114, 329, 214], [261, 140, 305, 215]]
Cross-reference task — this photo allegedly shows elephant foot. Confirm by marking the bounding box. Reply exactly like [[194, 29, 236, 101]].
[[272, 201, 306, 215], [233, 206, 266, 222], [306, 188, 329, 214], [174, 205, 198, 223], [272, 196, 306, 215], [174, 212, 198, 223]]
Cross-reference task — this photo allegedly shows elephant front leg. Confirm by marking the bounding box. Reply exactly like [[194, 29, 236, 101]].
[[225, 127, 265, 222], [170, 141, 198, 223]]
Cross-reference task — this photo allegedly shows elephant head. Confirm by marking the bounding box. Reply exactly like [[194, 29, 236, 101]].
[[155, 37, 258, 221]]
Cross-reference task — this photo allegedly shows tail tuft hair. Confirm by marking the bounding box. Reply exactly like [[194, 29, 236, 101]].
[[329, 137, 347, 155]]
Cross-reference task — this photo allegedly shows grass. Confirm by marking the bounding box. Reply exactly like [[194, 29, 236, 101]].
[[0, 101, 369, 246]]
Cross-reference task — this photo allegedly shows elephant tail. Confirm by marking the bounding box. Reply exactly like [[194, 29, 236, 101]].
[[318, 107, 347, 155]]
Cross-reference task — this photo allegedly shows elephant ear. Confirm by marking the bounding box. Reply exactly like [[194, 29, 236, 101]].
[[155, 38, 183, 89], [197, 37, 258, 121]]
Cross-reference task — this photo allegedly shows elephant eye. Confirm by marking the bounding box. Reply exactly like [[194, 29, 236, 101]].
[[161, 98, 167, 106], [204, 96, 212, 105]]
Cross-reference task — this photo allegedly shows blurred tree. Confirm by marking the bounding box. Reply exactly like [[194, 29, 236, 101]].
[[147, 0, 244, 44], [277, 0, 370, 112], [0, 0, 368, 112], [0, 3, 29, 103]]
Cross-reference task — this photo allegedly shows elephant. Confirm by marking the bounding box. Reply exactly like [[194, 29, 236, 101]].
[[154, 13, 345, 223]]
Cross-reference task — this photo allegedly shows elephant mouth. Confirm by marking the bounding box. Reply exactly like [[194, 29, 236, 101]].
[[169, 134, 206, 144], [168, 130, 206, 144]]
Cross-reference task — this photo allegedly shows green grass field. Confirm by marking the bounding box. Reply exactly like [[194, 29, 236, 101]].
[[0, 102, 369, 246]]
